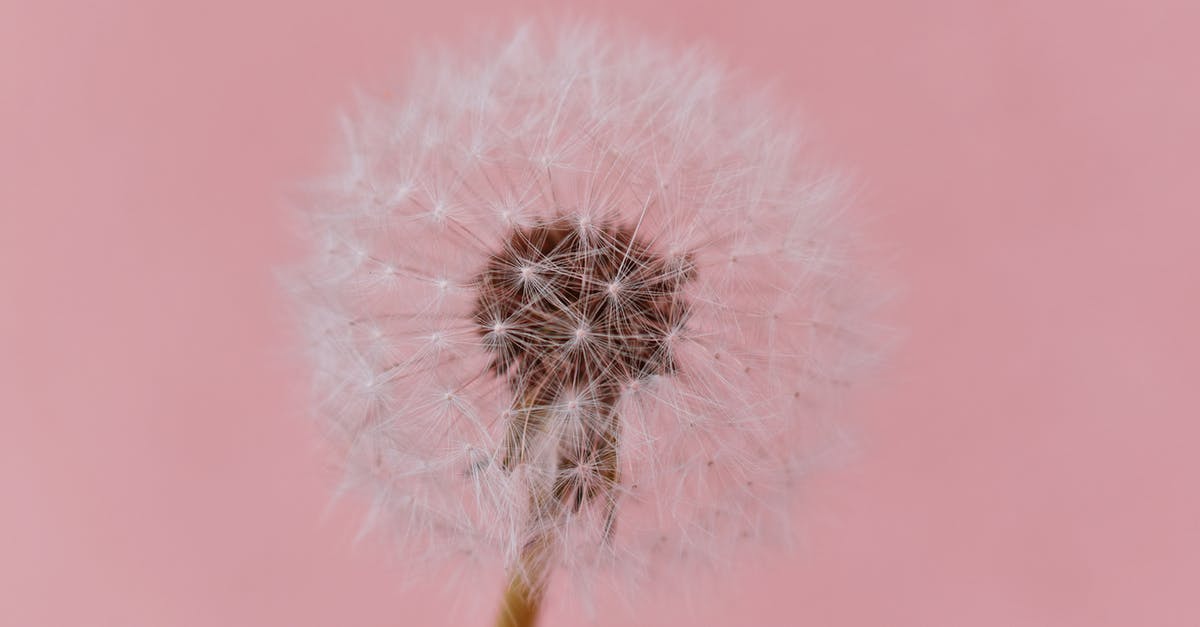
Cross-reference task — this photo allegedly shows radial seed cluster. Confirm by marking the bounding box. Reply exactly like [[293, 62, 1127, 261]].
[[294, 23, 877, 595]]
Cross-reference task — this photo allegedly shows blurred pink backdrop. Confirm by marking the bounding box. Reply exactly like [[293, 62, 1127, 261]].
[[2, 1, 1197, 625]]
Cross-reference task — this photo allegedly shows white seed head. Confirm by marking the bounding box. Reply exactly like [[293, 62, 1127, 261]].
[[291, 21, 882, 605]]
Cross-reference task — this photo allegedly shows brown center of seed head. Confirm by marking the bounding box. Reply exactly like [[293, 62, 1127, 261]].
[[473, 215, 694, 510]]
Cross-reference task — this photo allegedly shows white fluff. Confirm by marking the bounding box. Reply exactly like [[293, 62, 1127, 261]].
[[291, 21, 880, 604]]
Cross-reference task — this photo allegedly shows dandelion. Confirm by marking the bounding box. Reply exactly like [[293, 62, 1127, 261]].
[[292, 21, 879, 626]]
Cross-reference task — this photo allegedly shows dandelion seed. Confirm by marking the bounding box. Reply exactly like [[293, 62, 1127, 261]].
[[291, 21, 881, 626]]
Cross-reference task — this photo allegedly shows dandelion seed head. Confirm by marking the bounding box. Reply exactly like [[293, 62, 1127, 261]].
[[292, 21, 881, 602]]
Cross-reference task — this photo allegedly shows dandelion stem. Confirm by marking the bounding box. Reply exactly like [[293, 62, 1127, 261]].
[[495, 385, 566, 627], [495, 508, 555, 627], [494, 556, 547, 627]]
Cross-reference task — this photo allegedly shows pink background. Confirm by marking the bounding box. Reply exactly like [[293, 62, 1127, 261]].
[[3, 1, 1197, 625]]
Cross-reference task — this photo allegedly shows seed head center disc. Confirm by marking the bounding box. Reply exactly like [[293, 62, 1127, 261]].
[[474, 216, 694, 399]]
